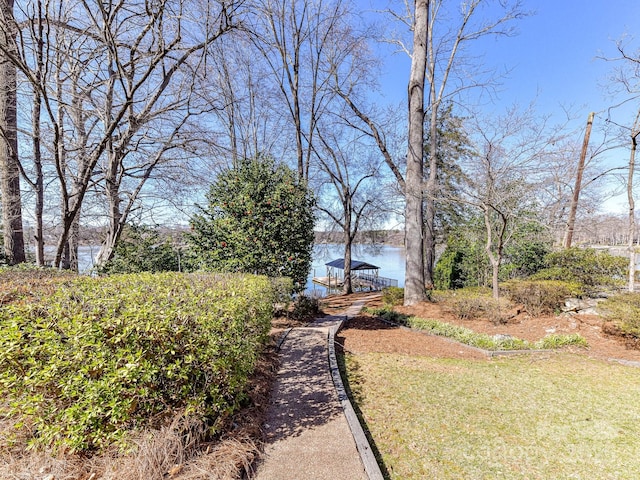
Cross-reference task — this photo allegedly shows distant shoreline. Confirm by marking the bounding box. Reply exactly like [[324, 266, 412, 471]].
[[314, 230, 404, 247]]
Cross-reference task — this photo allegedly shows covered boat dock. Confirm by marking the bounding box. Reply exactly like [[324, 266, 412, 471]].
[[312, 258, 398, 292]]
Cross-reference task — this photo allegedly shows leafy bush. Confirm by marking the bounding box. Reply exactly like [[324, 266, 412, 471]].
[[289, 294, 320, 321], [187, 155, 315, 292], [0, 265, 76, 305], [598, 293, 640, 337], [434, 287, 508, 321], [532, 248, 627, 293], [363, 306, 411, 325], [0, 272, 275, 452], [99, 224, 181, 274], [501, 280, 583, 316], [381, 286, 405, 306]]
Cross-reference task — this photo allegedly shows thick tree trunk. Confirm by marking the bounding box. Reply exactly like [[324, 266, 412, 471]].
[[0, 0, 25, 265], [343, 235, 353, 295], [424, 102, 439, 288], [404, 0, 428, 305]]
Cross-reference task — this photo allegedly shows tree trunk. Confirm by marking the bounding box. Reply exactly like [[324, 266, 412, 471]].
[[343, 234, 353, 295], [404, 0, 428, 305], [32, 90, 45, 266], [563, 112, 594, 248], [0, 0, 25, 265], [424, 102, 438, 289]]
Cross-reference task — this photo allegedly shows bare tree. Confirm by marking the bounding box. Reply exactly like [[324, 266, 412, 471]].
[[312, 123, 384, 294], [0, 0, 25, 264], [627, 114, 639, 291], [563, 112, 595, 248], [603, 36, 640, 291], [205, 34, 289, 166], [463, 107, 555, 298], [252, 0, 348, 180], [3, 0, 240, 269]]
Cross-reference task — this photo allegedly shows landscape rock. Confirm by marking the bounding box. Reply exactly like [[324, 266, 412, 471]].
[[562, 297, 604, 315]]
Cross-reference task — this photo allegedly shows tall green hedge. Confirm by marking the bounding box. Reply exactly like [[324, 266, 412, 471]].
[[0, 272, 274, 452]]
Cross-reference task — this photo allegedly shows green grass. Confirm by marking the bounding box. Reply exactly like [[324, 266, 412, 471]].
[[345, 352, 640, 479]]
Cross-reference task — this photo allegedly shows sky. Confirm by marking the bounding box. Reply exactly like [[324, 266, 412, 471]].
[[361, 0, 640, 213], [370, 0, 640, 118], [483, 0, 640, 118]]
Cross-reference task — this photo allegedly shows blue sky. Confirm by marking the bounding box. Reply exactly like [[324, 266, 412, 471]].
[[363, 0, 640, 213], [486, 0, 640, 118], [370, 1, 640, 116]]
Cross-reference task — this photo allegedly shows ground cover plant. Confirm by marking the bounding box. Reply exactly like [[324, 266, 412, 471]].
[[0, 271, 275, 454], [345, 352, 640, 479], [365, 306, 587, 351]]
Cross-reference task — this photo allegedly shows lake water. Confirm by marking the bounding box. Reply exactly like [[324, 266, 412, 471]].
[[72, 242, 406, 294], [306, 243, 406, 296]]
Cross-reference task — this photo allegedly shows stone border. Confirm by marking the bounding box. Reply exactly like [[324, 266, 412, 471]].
[[328, 319, 384, 480], [275, 327, 293, 351]]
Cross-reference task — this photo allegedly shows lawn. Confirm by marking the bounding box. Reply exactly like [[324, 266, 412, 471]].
[[345, 352, 640, 479]]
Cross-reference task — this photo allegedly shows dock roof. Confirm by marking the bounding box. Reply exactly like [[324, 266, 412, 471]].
[[325, 258, 379, 271]]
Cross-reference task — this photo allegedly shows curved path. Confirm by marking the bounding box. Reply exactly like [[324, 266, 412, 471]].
[[253, 296, 382, 480]]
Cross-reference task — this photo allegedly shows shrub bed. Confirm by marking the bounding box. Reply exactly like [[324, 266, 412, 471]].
[[501, 280, 583, 316], [0, 271, 275, 453], [598, 292, 640, 338], [365, 307, 587, 351], [531, 247, 627, 294], [432, 287, 512, 324], [407, 317, 587, 351], [0, 266, 76, 306]]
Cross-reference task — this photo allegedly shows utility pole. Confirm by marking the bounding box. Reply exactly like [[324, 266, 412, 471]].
[[563, 111, 594, 249]]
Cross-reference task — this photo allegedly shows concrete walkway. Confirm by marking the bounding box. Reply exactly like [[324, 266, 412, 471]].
[[253, 297, 381, 480]]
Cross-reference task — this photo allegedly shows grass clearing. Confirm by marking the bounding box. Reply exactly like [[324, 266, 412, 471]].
[[345, 352, 640, 479]]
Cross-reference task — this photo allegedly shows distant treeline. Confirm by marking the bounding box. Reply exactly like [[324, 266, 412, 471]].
[[314, 230, 404, 246]]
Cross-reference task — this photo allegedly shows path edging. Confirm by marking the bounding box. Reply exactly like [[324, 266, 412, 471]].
[[328, 319, 384, 480]]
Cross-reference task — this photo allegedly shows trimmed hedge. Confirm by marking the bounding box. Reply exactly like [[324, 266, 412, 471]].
[[0, 272, 275, 452]]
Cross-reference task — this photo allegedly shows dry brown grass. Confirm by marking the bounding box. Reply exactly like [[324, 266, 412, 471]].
[[0, 342, 279, 480]]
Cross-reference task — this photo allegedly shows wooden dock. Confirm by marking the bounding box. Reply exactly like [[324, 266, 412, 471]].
[[312, 273, 397, 292]]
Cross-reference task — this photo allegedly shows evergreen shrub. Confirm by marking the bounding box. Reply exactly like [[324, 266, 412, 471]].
[[532, 247, 627, 294], [381, 286, 405, 306], [501, 280, 583, 316], [0, 272, 275, 452], [599, 293, 640, 337]]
